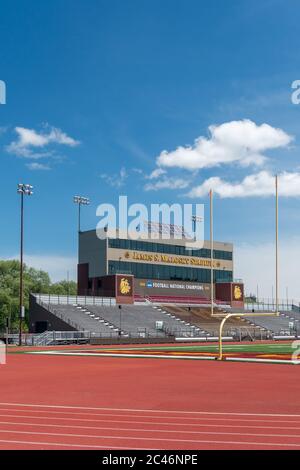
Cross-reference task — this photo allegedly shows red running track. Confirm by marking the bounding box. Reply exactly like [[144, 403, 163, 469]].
[[0, 352, 300, 450]]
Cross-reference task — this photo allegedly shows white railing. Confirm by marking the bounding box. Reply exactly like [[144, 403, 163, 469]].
[[6, 331, 92, 346], [245, 299, 300, 312], [34, 331, 53, 346], [33, 293, 116, 307]]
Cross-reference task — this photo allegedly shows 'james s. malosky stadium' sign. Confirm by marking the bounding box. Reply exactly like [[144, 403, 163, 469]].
[[125, 251, 222, 268]]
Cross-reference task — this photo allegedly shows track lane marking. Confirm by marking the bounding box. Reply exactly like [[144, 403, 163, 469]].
[[0, 403, 299, 418], [0, 407, 299, 424], [0, 438, 149, 450], [0, 437, 297, 450], [1, 411, 300, 428], [1, 428, 300, 443], [1, 420, 300, 435], [0, 431, 299, 449]]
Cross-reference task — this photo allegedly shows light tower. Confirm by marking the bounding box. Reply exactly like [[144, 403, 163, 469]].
[[73, 196, 90, 233], [17, 183, 33, 346]]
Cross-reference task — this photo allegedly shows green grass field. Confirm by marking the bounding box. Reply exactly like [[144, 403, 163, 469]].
[[124, 343, 296, 355]]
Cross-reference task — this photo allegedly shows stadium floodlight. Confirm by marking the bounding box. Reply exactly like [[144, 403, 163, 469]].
[[17, 183, 33, 196], [74, 196, 90, 206], [144, 221, 193, 240], [17, 183, 34, 347], [73, 196, 90, 233]]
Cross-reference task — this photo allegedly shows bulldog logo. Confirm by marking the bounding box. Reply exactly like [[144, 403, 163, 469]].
[[234, 285, 243, 300], [120, 278, 131, 295]]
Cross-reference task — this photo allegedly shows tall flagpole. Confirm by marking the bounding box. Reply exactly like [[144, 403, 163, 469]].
[[275, 175, 279, 315], [210, 189, 214, 316]]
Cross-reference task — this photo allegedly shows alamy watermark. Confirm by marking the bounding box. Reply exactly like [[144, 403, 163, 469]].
[[0, 341, 6, 365], [291, 80, 300, 105], [96, 196, 204, 248], [0, 80, 6, 105]]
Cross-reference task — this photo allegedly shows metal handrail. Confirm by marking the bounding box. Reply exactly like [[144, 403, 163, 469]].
[[33, 293, 116, 307]]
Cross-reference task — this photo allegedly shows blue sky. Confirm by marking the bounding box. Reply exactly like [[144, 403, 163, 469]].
[[1, 0, 300, 297]]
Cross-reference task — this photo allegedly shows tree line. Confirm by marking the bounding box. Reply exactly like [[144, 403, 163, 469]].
[[0, 260, 77, 331]]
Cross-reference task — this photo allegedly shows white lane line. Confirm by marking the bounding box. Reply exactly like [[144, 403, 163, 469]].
[[0, 439, 149, 450], [1, 420, 300, 435], [0, 403, 299, 418], [1, 413, 300, 429], [0, 430, 299, 448], [0, 436, 295, 450], [28, 351, 217, 361], [26, 343, 292, 352], [0, 407, 298, 425], [0, 428, 300, 443]]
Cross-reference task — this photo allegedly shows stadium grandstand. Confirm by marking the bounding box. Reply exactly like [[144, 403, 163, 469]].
[[28, 228, 299, 344]]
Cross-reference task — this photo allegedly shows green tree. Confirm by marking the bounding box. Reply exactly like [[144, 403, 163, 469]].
[[0, 260, 76, 331], [49, 280, 77, 296]]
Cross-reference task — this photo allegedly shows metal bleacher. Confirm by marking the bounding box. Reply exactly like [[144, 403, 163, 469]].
[[86, 304, 205, 338], [45, 304, 120, 337], [35, 294, 205, 339], [245, 312, 299, 336], [33, 293, 299, 341], [162, 305, 266, 340]]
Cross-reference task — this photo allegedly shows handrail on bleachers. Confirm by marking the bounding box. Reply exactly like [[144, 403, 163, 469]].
[[32, 293, 117, 307]]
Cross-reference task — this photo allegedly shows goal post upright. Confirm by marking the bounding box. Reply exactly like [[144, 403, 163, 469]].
[[217, 312, 281, 361], [215, 175, 280, 360]]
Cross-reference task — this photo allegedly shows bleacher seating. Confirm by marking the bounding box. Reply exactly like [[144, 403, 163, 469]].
[[86, 304, 207, 338], [48, 304, 120, 337], [35, 294, 298, 340], [42, 302, 207, 338], [245, 312, 299, 335], [162, 305, 264, 338], [282, 309, 300, 323]]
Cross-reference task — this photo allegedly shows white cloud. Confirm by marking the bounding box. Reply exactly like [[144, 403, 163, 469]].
[[147, 168, 167, 180], [26, 162, 51, 171], [7, 126, 80, 158], [157, 120, 292, 170], [145, 177, 190, 191], [1, 254, 77, 282], [100, 167, 128, 188], [188, 171, 300, 198], [235, 239, 300, 301]]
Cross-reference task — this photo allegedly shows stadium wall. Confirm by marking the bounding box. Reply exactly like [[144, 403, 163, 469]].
[[29, 295, 77, 334]]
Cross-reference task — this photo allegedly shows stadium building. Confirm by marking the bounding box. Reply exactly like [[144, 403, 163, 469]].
[[77, 228, 244, 308]]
